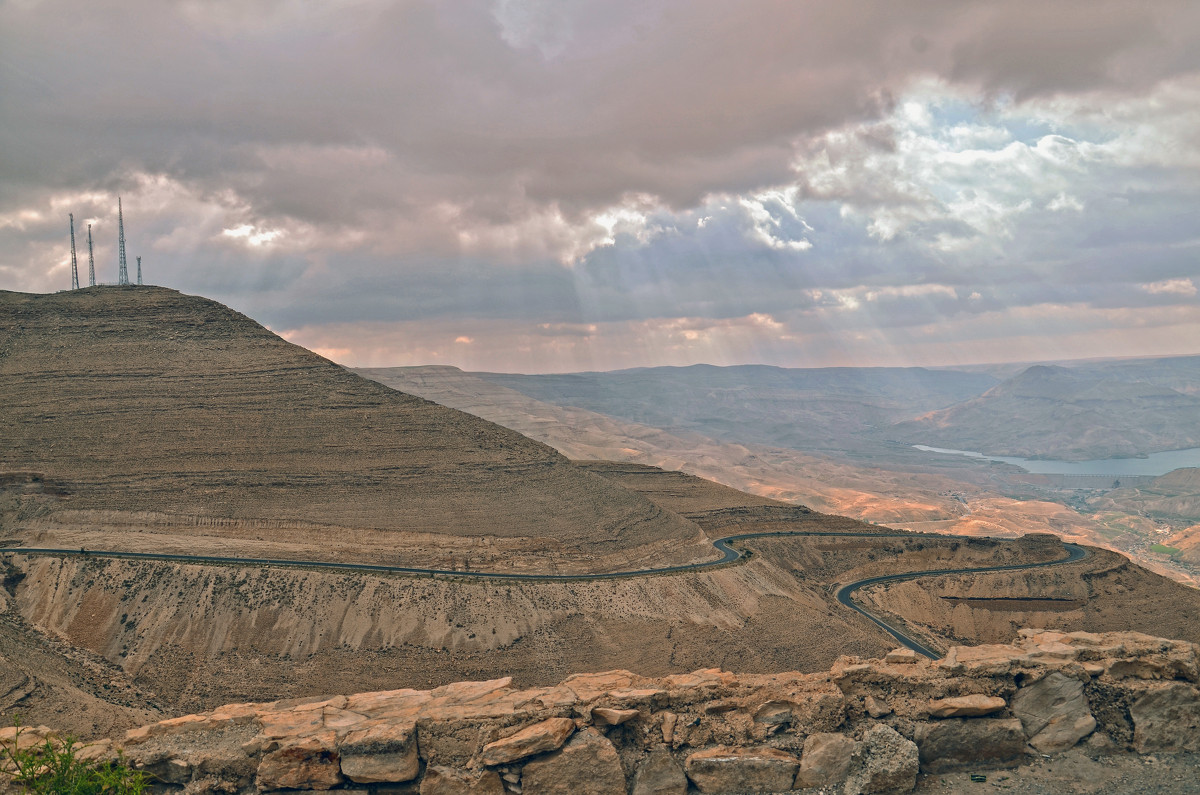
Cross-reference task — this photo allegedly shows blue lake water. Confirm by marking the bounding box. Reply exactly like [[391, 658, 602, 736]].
[[912, 445, 1200, 476]]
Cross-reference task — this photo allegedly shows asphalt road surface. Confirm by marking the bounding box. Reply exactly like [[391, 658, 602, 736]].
[[0, 533, 1089, 660]]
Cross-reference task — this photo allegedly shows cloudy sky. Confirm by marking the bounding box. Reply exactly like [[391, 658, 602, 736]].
[[3, 0, 1199, 372]]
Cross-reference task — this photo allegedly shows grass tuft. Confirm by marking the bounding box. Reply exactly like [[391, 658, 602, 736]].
[[1, 720, 146, 794]]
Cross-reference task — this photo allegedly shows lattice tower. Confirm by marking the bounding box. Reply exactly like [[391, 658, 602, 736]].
[[137, 256, 142, 285], [117, 197, 129, 285], [87, 224, 96, 286], [69, 213, 80, 290]]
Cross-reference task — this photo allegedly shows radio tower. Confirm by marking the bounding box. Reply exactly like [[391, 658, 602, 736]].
[[69, 214, 80, 289], [117, 197, 129, 285], [137, 256, 142, 285], [87, 224, 96, 286]]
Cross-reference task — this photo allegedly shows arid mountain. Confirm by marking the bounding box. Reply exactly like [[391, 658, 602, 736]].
[[473, 364, 997, 455], [888, 365, 1200, 460], [3, 293, 1199, 735], [1071, 354, 1200, 397], [0, 287, 707, 569], [1087, 468, 1200, 525]]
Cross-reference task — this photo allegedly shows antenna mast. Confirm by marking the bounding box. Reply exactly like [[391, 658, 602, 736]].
[[117, 197, 129, 285], [69, 214, 80, 290], [137, 256, 142, 285], [87, 224, 96, 286]]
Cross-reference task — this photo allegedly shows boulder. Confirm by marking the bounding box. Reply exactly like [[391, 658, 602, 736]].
[[793, 732, 856, 789], [1010, 672, 1096, 753], [1130, 682, 1200, 753], [255, 732, 342, 791], [684, 745, 799, 794], [479, 717, 575, 765], [927, 694, 1005, 718], [632, 746, 687, 795], [419, 765, 505, 795], [844, 725, 918, 794], [338, 720, 420, 783], [914, 718, 1026, 774], [522, 728, 626, 795]]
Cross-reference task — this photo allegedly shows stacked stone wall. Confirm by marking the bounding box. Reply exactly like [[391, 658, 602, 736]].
[[10, 629, 1200, 794]]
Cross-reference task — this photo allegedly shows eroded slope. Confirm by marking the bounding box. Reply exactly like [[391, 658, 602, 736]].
[[0, 287, 705, 567]]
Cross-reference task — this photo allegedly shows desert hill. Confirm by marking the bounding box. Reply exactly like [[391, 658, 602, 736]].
[[1086, 468, 1200, 527], [888, 364, 1200, 460], [0, 287, 706, 569]]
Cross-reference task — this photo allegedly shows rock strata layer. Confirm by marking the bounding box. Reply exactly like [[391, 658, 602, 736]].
[[16, 629, 1198, 794]]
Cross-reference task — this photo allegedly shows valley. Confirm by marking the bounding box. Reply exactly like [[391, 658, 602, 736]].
[[358, 365, 1200, 587], [3, 287, 1200, 750]]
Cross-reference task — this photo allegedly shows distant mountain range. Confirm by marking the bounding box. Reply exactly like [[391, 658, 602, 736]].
[[473, 364, 998, 456], [462, 358, 1200, 462], [889, 364, 1200, 460]]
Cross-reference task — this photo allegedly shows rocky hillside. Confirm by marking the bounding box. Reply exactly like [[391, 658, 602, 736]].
[[27, 629, 1200, 794], [0, 287, 704, 566], [1087, 468, 1200, 526], [889, 365, 1200, 460]]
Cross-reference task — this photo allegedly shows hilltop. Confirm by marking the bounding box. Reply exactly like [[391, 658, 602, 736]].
[[0, 287, 706, 571]]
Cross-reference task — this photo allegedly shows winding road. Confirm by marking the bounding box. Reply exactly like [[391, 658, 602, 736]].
[[0, 532, 1088, 660]]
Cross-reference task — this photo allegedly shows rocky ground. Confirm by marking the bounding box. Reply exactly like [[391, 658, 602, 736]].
[[6, 628, 1197, 794]]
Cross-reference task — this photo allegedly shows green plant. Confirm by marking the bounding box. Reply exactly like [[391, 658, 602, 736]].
[[0, 721, 146, 794]]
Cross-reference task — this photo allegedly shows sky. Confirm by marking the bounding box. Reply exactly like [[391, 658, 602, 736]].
[[2, 0, 1199, 373]]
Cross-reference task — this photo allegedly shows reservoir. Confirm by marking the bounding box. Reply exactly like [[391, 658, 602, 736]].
[[912, 445, 1200, 477]]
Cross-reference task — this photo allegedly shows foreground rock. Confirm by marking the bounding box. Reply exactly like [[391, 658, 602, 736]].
[[8, 629, 1196, 794]]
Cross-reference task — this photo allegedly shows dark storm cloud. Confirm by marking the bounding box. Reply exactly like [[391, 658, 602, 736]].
[[3, 0, 1195, 226], [2, 0, 1199, 369]]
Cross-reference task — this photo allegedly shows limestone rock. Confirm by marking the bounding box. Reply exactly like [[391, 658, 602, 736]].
[[927, 694, 1005, 718], [1010, 672, 1096, 753], [884, 648, 920, 665], [632, 747, 687, 795], [420, 765, 505, 795], [522, 728, 626, 795], [255, 733, 342, 791], [1129, 682, 1200, 753], [660, 712, 678, 744], [592, 707, 639, 726], [753, 700, 793, 725], [479, 717, 575, 765], [73, 739, 116, 764], [794, 732, 856, 789], [864, 696, 892, 718], [684, 745, 799, 794], [914, 718, 1025, 774], [844, 724, 918, 794], [338, 720, 419, 783]]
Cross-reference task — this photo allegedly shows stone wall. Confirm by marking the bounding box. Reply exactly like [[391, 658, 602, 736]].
[[12, 629, 1200, 794]]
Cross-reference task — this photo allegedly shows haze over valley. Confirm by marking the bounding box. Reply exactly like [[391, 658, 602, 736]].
[[360, 358, 1200, 587]]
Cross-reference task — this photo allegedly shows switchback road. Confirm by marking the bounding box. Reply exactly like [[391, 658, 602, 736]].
[[0, 533, 1088, 660]]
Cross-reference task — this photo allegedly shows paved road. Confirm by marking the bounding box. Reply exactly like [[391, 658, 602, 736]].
[[0, 533, 1089, 659], [834, 542, 1089, 658]]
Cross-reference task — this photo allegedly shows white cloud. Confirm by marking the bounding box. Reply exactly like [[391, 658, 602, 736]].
[[1141, 278, 1197, 296]]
